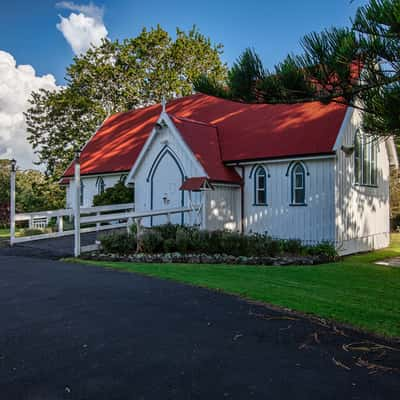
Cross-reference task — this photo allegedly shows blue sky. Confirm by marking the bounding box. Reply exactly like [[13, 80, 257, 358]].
[[0, 0, 366, 168], [1, 0, 365, 83]]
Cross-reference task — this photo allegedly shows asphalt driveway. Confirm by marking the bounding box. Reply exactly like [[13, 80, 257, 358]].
[[0, 255, 398, 399]]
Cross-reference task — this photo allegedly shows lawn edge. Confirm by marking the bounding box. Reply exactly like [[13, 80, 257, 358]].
[[63, 257, 400, 343]]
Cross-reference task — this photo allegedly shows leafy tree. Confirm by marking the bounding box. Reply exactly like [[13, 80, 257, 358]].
[[0, 160, 10, 206], [16, 170, 65, 212], [26, 26, 227, 176], [0, 160, 65, 226]]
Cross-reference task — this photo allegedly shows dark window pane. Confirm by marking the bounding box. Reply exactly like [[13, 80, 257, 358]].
[[354, 134, 361, 184], [257, 189, 266, 204], [295, 188, 305, 204], [371, 140, 377, 185], [295, 173, 303, 188]]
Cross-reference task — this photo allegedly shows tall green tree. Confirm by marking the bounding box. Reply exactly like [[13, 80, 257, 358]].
[[26, 26, 227, 176], [196, 0, 400, 138], [0, 160, 65, 226]]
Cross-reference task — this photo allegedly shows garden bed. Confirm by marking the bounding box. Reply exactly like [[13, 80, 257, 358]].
[[82, 251, 334, 266]]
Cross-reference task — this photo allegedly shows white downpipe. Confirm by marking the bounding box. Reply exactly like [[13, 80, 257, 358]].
[[74, 152, 81, 257], [9, 159, 16, 246]]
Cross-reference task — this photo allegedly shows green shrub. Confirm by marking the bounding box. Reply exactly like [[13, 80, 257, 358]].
[[175, 227, 191, 253], [220, 231, 245, 256], [153, 223, 179, 241], [283, 239, 303, 254], [207, 230, 224, 254], [195, 230, 212, 253], [246, 234, 267, 257], [140, 230, 163, 253], [306, 242, 337, 258], [264, 237, 283, 257], [163, 238, 177, 253], [97, 221, 334, 259], [99, 232, 136, 254]]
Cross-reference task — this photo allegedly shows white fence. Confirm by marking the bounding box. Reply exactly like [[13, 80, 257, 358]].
[[11, 203, 199, 256], [8, 155, 201, 257], [12, 202, 135, 245]]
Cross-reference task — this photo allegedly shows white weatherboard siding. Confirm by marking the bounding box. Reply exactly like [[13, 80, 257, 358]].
[[204, 184, 241, 231], [335, 109, 390, 255], [131, 123, 203, 227], [242, 159, 336, 244], [66, 174, 126, 208]]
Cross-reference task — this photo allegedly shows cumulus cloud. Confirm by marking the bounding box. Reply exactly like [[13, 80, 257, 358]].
[[0, 51, 58, 169], [56, 2, 108, 55]]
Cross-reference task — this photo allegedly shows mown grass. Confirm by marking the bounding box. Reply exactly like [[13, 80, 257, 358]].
[[0, 229, 9, 238], [71, 235, 400, 338]]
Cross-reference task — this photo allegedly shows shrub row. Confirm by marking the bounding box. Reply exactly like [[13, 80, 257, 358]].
[[99, 224, 337, 259]]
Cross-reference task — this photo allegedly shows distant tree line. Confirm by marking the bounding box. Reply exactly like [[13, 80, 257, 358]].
[[0, 160, 65, 227]]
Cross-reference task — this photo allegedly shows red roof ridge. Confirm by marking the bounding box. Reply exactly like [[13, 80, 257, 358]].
[[169, 114, 217, 128]]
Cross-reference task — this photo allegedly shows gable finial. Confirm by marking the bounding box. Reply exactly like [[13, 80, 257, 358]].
[[161, 96, 166, 113]]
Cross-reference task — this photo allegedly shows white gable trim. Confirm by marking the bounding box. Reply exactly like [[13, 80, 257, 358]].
[[332, 106, 355, 152], [125, 112, 207, 185]]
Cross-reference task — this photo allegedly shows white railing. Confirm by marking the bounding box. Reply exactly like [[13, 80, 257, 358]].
[[10, 201, 200, 255], [9, 155, 202, 257], [11, 202, 135, 245]]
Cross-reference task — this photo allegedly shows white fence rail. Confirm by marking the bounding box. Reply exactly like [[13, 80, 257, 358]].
[[11, 202, 135, 246], [8, 155, 202, 257], [10, 201, 200, 255]]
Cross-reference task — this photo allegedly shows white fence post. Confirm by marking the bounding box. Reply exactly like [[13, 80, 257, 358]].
[[57, 216, 64, 233], [96, 212, 100, 232], [74, 152, 81, 257], [9, 159, 16, 246]]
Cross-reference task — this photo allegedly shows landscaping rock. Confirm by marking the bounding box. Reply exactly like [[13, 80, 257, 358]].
[[82, 251, 334, 266]]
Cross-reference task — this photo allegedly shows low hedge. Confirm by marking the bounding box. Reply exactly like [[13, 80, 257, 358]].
[[99, 224, 337, 260]]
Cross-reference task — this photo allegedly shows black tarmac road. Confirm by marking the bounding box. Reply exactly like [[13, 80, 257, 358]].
[[0, 255, 399, 399]]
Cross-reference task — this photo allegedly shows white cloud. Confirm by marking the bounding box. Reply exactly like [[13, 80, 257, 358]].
[[56, 1, 104, 20], [56, 2, 108, 55], [0, 50, 58, 170]]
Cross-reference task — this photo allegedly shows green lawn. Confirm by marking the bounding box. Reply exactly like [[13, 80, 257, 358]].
[[74, 236, 400, 338], [0, 229, 9, 238]]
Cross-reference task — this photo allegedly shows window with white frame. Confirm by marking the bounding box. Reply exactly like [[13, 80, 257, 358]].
[[254, 166, 267, 205], [291, 163, 306, 205], [97, 177, 105, 195], [354, 131, 377, 186]]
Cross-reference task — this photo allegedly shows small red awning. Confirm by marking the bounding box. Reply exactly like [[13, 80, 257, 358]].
[[180, 177, 214, 191]]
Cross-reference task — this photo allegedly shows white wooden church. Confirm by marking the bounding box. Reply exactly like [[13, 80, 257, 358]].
[[61, 93, 398, 255]]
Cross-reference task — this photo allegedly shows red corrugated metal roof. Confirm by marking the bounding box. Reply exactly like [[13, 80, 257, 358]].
[[170, 115, 242, 184], [62, 94, 348, 182]]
